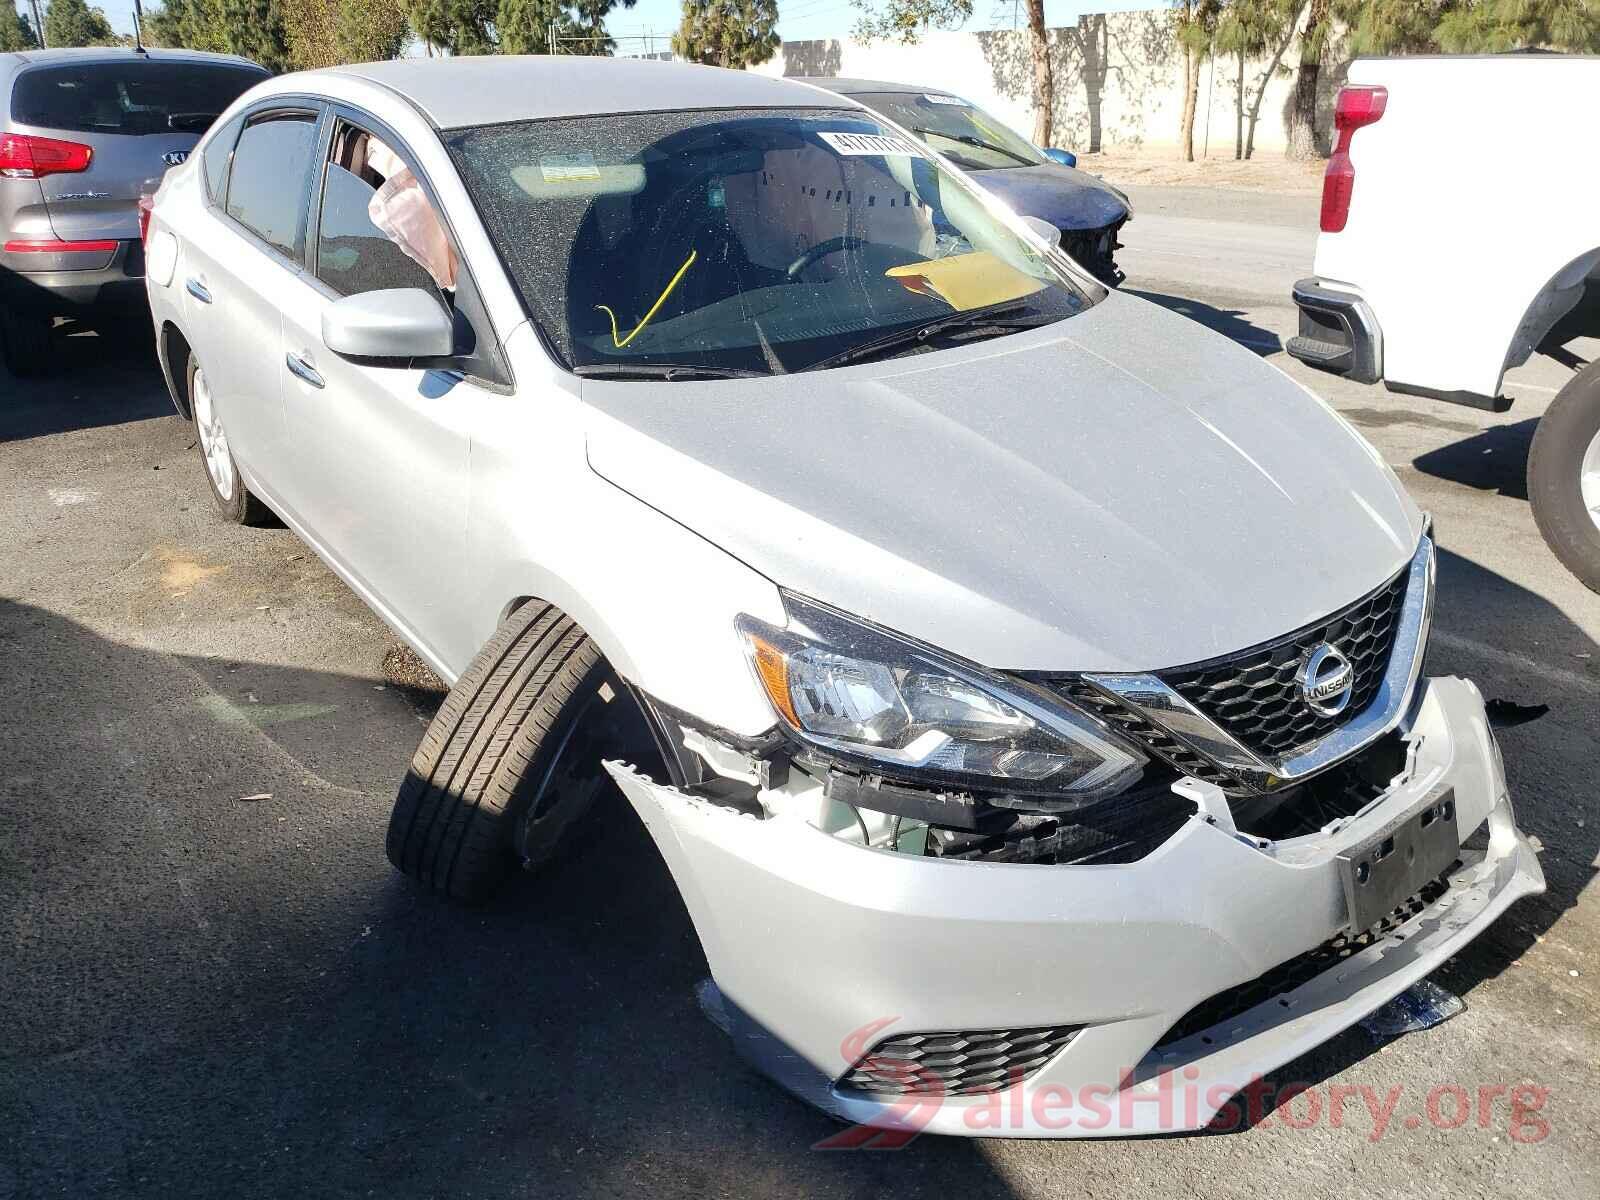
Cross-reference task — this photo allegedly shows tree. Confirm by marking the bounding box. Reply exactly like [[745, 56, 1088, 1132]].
[[1175, 0, 1220, 162], [493, 0, 639, 55], [44, 0, 116, 45], [850, 0, 971, 45], [1436, 0, 1600, 51], [1336, 0, 1454, 55], [402, 0, 493, 52], [143, 0, 193, 45], [1284, 0, 1329, 159], [1, 8, 42, 49], [142, 0, 292, 69], [282, 0, 409, 66], [672, 0, 778, 67], [1212, 0, 1299, 159], [1023, 0, 1054, 149]]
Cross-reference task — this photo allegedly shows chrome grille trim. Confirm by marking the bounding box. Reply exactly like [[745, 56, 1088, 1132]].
[[1082, 535, 1435, 791]]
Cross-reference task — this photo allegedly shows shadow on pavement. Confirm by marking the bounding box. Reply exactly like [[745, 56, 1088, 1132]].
[[1, 319, 170, 445], [1411, 417, 1539, 503], [1125, 287, 1283, 356], [0, 599, 1014, 1198]]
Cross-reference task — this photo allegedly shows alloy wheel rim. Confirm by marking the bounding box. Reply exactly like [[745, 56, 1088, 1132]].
[[1584, 426, 1600, 538], [191, 367, 235, 502]]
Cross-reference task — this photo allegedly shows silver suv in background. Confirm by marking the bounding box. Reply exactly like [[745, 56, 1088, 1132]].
[[0, 47, 266, 375]]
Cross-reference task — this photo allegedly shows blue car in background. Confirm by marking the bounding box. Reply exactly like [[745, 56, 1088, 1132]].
[[800, 77, 1131, 286]]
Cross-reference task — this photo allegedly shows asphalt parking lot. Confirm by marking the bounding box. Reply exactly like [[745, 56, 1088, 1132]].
[[3, 187, 1597, 1198]]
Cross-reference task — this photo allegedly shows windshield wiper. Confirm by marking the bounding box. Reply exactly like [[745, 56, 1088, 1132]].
[[572, 363, 768, 382], [167, 112, 221, 132], [911, 127, 1036, 168], [799, 303, 1051, 373]]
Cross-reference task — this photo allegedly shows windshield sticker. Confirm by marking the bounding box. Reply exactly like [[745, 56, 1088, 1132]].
[[540, 153, 602, 184], [817, 131, 927, 159], [923, 94, 969, 106]]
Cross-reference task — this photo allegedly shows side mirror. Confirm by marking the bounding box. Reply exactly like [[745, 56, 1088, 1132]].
[[322, 288, 454, 361], [1043, 148, 1078, 168], [1019, 214, 1061, 245]]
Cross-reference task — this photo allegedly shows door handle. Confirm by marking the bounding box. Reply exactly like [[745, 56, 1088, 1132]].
[[285, 351, 325, 389], [185, 277, 212, 304]]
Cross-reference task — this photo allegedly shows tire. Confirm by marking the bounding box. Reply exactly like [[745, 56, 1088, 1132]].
[[1529, 358, 1600, 594], [386, 603, 620, 902], [187, 353, 271, 525], [0, 309, 52, 377]]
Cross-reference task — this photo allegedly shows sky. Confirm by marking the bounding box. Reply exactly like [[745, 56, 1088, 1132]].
[[23, 0, 1165, 52]]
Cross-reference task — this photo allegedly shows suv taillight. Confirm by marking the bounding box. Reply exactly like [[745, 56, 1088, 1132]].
[[0, 133, 94, 179], [138, 193, 155, 244], [1320, 85, 1388, 234]]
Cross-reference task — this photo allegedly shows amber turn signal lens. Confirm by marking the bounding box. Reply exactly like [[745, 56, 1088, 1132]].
[[748, 634, 799, 728]]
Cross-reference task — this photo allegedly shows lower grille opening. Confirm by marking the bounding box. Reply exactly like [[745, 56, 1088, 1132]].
[[1154, 869, 1455, 1050], [1227, 730, 1409, 841], [838, 1024, 1083, 1098], [926, 784, 1196, 866]]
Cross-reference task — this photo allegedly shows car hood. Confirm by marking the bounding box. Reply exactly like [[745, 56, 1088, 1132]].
[[581, 293, 1422, 673], [970, 163, 1129, 232]]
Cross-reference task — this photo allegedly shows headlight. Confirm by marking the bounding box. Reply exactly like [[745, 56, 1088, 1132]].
[[736, 594, 1145, 803]]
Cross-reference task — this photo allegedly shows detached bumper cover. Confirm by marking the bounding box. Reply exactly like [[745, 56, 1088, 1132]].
[[1288, 277, 1382, 385], [607, 675, 1542, 1138]]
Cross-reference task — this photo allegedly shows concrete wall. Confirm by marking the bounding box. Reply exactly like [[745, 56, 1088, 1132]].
[[751, 14, 1347, 158]]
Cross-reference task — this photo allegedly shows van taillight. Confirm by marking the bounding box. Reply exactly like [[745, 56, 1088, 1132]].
[[0, 133, 93, 179], [1320, 86, 1388, 234]]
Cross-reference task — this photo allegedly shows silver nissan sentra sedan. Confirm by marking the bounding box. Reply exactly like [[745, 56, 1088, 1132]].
[[144, 57, 1543, 1137]]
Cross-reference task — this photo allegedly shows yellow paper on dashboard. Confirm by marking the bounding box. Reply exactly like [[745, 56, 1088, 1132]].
[[885, 251, 1046, 312]]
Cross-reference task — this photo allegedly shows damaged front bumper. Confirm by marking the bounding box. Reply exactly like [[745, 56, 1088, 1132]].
[[605, 674, 1543, 1138]]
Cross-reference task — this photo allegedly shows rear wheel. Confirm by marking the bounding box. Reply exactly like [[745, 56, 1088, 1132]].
[[0, 309, 51, 377], [1529, 359, 1600, 594], [188, 355, 271, 524], [386, 603, 629, 903]]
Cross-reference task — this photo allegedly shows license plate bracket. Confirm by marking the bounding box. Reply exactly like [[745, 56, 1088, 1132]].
[[1337, 789, 1460, 933]]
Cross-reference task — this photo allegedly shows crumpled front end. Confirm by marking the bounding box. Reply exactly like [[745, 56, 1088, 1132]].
[[607, 671, 1542, 1137]]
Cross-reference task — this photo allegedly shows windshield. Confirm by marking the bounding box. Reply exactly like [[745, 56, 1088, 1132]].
[[446, 107, 1091, 377], [10, 62, 267, 136], [852, 92, 1045, 172]]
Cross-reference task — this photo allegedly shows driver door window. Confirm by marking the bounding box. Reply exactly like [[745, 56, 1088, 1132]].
[[313, 122, 455, 301]]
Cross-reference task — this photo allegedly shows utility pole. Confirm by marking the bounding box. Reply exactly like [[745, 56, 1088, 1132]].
[[29, 0, 47, 47]]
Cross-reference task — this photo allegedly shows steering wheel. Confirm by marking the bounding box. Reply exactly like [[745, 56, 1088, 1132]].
[[787, 236, 865, 280]]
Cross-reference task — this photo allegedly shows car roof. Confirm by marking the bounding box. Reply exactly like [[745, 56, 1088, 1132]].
[[795, 77, 951, 98], [310, 57, 859, 129], [0, 47, 267, 73]]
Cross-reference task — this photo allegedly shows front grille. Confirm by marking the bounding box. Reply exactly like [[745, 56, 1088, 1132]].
[[1060, 682, 1237, 789], [838, 1024, 1082, 1097], [1159, 567, 1411, 761], [1154, 870, 1453, 1049], [1060, 219, 1125, 286], [926, 784, 1194, 865]]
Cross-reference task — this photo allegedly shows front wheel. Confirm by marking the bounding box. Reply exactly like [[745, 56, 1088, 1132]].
[[385, 603, 626, 903], [1529, 358, 1600, 594]]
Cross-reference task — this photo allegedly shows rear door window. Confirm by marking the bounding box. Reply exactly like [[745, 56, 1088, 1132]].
[[225, 110, 319, 260], [10, 61, 266, 136]]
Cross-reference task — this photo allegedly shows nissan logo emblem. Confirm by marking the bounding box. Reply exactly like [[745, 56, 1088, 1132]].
[[1297, 643, 1355, 717]]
